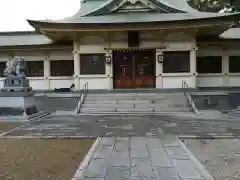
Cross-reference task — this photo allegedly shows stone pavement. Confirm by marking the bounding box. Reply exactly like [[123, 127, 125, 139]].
[[72, 136, 214, 180], [2, 114, 240, 138]]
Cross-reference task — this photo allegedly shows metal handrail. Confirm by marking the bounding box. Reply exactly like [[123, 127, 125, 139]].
[[182, 80, 200, 114], [75, 82, 88, 114]]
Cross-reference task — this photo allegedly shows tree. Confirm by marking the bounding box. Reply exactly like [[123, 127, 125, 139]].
[[187, 0, 240, 12]]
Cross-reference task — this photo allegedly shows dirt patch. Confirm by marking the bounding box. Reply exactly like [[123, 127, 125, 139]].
[[186, 139, 240, 180], [0, 124, 19, 134], [0, 139, 94, 180]]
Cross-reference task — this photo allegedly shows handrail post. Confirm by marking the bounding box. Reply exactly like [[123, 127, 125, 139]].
[[181, 80, 199, 114], [75, 81, 89, 114]]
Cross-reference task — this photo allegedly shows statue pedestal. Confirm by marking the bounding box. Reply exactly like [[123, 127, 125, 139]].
[[1, 76, 32, 92], [0, 92, 45, 122], [0, 76, 45, 122]]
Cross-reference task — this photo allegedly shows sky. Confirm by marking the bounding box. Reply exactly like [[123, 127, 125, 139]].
[[0, 0, 80, 32]]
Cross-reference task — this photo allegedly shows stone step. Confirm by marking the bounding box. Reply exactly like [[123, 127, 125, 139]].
[[116, 107, 154, 112], [135, 103, 189, 108], [117, 100, 152, 104], [84, 100, 118, 104], [154, 107, 192, 112], [80, 108, 116, 112], [82, 103, 134, 108]]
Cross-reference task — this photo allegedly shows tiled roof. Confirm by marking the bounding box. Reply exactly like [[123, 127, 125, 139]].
[[0, 31, 52, 46], [220, 27, 240, 39]]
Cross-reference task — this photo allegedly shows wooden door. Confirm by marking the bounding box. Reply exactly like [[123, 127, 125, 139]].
[[134, 51, 155, 88], [113, 51, 155, 89], [113, 52, 134, 89]]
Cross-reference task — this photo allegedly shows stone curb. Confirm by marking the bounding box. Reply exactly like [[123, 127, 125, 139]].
[[179, 139, 214, 180], [0, 135, 97, 139], [71, 137, 102, 180], [179, 135, 240, 139]]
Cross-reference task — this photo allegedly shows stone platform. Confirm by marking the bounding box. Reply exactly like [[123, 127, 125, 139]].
[[0, 91, 46, 122], [72, 136, 214, 180]]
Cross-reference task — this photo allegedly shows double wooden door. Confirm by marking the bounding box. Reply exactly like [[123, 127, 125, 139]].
[[113, 51, 155, 89]]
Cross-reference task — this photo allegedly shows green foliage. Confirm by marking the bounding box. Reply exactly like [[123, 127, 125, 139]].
[[187, 0, 240, 12]]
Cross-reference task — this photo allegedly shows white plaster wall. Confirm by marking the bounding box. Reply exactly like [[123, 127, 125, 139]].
[[197, 75, 224, 87], [79, 76, 110, 89], [162, 74, 194, 88], [229, 75, 240, 87], [49, 77, 74, 89], [29, 78, 45, 90], [49, 51, 73, 61], [0, 78, 4, 88], [14, 51, 45, 61]]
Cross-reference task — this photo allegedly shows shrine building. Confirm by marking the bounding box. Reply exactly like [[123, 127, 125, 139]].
[[0, 0, 240, 90]]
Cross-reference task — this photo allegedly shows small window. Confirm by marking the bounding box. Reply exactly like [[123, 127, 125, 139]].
[[50, 60, 74, 76], [26, 61, 44, 77], [229, 56, 240, 73], [0, 62, 5, 77], [197, 56, 222, 73], [80, 54, 105, 75], [163, 51, 190, 73]]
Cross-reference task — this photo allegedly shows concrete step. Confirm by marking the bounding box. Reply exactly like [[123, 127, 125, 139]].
[[135, 103, 189, 108], [86, 96, 135, 100], [117, 100, 152, 104], [82, 103, 134, 108], [116, 107, 154, 112], [80, 108, 116, 112], [154, 107, 192, 112], [84, 100, 118, 104]]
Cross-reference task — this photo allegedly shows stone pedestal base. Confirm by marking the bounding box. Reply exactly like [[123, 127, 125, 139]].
[[0, 92, 44, 122]]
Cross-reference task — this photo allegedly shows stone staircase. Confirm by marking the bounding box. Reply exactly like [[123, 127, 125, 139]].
[[80, 92, 192, 114]]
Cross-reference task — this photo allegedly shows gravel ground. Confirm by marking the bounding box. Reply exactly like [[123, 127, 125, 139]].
[[0, 139, 94, 180], [186, 139, 240, 180], [0, 124, 18, 134]]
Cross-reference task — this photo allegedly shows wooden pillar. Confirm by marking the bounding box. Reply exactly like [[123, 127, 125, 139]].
[[105, 50, 113, 90], [44, 52, 50, 89], [156, 49, 163, 88], [190, 47, 197, 88], [222, 55, 229, 87], [73, 41, 80, 90]]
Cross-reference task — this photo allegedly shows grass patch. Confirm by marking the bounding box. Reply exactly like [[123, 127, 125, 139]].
[[0, 139, 94, 180], [0, 124, 19, 134]]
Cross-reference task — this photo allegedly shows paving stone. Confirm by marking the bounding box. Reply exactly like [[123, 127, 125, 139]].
[[149, 150, 174, 168], [106, 166, 130, 180], [173, 159, 202, 179], [131, 159, 155, 179], [131, 147, 149, 159], [93, 144, 114, 159], [110, 151, 130, 167], [165, 146, 189, 159], [153, 167, 178, 180], [131, 176, 156, 180], [114, 139, 130, 152], [83, 159, 108, 178]]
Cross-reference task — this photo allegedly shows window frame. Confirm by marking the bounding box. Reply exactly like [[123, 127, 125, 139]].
[[163, 51, 190, 73], [50, 60, 74, 77], [80, 54, 106, 75]]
